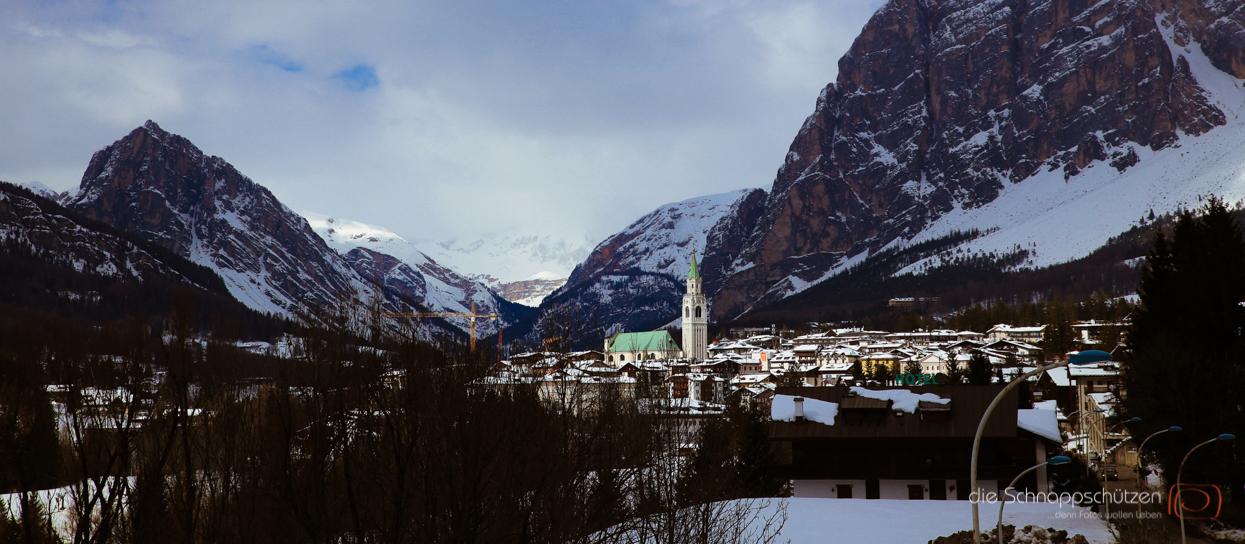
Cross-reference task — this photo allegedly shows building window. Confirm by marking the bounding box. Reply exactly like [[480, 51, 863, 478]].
[[908, 485, 925, 500], [685, 307, 689, 317], [695, 306, 702, 318], [620, 354, 626, 362]]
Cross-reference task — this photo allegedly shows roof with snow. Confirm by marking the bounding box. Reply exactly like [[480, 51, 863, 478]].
[[1068, 364, 1120, 378], [1043, 367, 1071, 387], [771, 385, 1023, 439], [1017, 408, 1063, 443]]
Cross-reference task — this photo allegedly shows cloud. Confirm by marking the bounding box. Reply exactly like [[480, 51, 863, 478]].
[[333, 64, 378, 91], [249, 43, 303, 72], [0, 0, 884, 251]]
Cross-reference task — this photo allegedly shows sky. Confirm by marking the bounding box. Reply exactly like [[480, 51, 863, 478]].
[[0, 0, 884, 249]]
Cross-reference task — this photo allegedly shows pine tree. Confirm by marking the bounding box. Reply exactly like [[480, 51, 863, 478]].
[[1121, 198, 1245, 490], [967, 351, 993, 385], [1041, 299, 1075, 360], [944, 358, 964, 385], [903, 359, 922, 378]]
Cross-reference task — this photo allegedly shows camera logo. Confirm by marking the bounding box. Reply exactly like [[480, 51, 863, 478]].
[[1168, 484, 1223, 520]]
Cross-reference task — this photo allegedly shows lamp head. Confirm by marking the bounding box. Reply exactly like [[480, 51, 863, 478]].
[[1048, 456, 1072, 466], [1217, 433, 1236, 441], [1169, 426, 1182, 432], [1068, 350, 1112, 365], [1129, 417, 1141, 423]]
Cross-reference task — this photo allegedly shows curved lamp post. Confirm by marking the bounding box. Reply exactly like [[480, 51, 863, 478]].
[[1136, 426, 1181, 517], [971, 350, 1111, 544], [997, 456, 1071, 544], [1177, 433, 1235, 544], [1137, 426, 1182, 490]]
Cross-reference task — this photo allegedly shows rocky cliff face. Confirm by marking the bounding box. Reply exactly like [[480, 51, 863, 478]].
[[1, 181, 221, 290], [67, 121, 367, 317], [711, 0, 1245, 320], [497, 278, 566, 307]]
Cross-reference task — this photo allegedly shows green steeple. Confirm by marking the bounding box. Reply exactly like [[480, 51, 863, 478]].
[[688, 249, 701, 280]]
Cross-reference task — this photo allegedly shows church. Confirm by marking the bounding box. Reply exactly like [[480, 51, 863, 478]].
[[603, 250, 709, 364], [681, 250, 708, 360]]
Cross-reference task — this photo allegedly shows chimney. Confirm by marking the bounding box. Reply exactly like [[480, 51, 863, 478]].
[[794, 397, 805, 423]]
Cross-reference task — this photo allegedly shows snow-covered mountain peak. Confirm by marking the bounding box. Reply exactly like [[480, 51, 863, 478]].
[[16, 180, 71, 203], [304, 212, 440, 269], [562, 188, 760, 290], [423, 232, 595, 284]]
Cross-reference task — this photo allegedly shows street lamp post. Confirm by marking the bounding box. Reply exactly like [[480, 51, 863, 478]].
[[997, 456, 1071, 544], [1177, 433, 1235, 544], [971, 350, 1110, 544], [1135, 426, 1181, 518]]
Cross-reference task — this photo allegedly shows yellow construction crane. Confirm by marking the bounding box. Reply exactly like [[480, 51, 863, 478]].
[[381, 301, 500, 352], [543, 335, 564, 352]]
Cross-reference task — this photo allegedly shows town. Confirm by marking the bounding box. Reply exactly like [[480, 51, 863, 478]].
[[486, 252, 1135, 506]]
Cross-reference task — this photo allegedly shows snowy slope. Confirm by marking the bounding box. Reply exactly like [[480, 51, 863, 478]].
[[759, 498, 1112, 544], [518, 189, 760, 346], [304, 212, 510, 335], [16, 180, 70, 203], [567, 189, 755, 287], [891, 28, 1245, 276], [423, 232, 594, 286], [758, 31, 1245, 303]]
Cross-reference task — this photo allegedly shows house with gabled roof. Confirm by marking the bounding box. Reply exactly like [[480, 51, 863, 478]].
[[986, 324, 1047, 343], [983, 339, 1042, 360], [770, 385, 1063, 500]]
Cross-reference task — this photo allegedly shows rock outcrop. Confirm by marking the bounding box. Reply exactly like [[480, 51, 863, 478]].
[[68, 121, 366, 316], [711, 0, 1245, 320], [1, 181, 223, 290]]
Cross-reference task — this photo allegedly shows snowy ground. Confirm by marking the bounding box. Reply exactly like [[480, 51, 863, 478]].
[[6, 488, 1113, 543], [763, 498, 1113, 544], [1, 479, 133, 541]]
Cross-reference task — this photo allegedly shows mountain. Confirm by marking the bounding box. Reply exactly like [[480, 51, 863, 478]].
[[706, 0, 1245, 320], [65, 121, 513, 338], [67, 121, 371, 318], [513, 189, 765, 348], [304, 213, 532, 335], [2, 180, 225, 293], [426, 234, 594, 284], [16, 181, 70, 204], [0, 181, 282, 337], [495, 277, 567, 307], [422, 233, 595, 306]]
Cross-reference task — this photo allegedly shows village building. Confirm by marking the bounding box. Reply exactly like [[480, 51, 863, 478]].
[[1069, 361, 1122, 460], [1071, 319, 1128, 345], [770, 385, 1063, 500], [813, 362, 857, 386], [983, 339, 1043, 360], [986, 324, 1047, 344], [604, 331, 681, 365]]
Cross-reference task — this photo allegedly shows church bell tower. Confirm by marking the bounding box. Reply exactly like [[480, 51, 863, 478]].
[[682, 249, 708, 360]]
